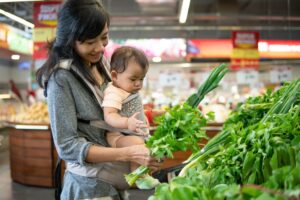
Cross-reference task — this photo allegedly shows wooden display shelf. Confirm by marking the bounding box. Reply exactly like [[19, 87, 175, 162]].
[[7, 122, 56, 188]]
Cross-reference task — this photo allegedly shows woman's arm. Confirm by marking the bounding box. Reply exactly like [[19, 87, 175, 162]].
[[86, 144, 161, 171], [47, 71, 94, 165]]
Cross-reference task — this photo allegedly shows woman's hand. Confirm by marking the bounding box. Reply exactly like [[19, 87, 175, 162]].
[[125, 144, 163, 172]]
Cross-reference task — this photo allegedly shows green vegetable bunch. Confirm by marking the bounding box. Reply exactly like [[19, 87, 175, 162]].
[[146, 103, 212, 159], [150, 78, 300, 200], [124, 63, 229, 187]]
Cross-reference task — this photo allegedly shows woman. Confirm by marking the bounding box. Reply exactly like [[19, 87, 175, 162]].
[[36, 0, 162, 199]]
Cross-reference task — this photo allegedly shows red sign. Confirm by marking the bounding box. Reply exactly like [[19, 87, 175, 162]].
[[187, 39, 300, 59], [33, 42, 49, 59], [259, 40, 300, 59], [230, 59, 260, 70], [33, 1, 62, 59], [33, 2, 61, 27], [232, 31, 259, 49], [186, 39, 232, 61], [231, 31, 260, 70]]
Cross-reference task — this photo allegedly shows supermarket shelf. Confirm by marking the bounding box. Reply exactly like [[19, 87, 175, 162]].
[[2, 121, 49, 130]]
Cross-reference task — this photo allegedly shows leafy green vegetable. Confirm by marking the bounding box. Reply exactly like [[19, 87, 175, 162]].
[[125, 63, 229, 187], [147, 103, 209, 159], [135, 175, 160, 189], [186, 63, 228, 108], [150, 78, 300, 200]]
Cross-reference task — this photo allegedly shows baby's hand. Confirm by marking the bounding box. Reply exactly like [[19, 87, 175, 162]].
[[127, 112, 149, 136]]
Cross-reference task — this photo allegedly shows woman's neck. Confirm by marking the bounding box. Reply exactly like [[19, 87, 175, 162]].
[[91, 66, 104, 85]]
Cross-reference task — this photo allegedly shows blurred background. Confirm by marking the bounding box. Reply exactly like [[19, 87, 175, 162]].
[[1, 0, 300, 124]]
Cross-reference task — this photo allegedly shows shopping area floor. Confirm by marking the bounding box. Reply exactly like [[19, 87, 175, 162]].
[[0, 150, 153, 200], [0, 150, 55, 200]]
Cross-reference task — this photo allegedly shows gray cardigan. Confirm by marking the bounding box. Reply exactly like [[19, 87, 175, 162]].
[[47, 62, 120, 199]]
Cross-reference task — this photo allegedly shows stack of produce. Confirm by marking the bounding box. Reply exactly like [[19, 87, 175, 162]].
[[150, 78, 300, 200], [9, 102, 49, 124]]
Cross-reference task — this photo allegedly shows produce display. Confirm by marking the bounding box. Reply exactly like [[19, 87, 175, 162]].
[[150, 77, 300, 200], [0, 97, 23, 122], [125, 64, 229, 187], [9, 102, 49, 124], [0, 103, 16, 121]]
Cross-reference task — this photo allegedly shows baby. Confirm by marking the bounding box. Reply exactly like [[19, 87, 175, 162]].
[[102, 46, 159, 189]]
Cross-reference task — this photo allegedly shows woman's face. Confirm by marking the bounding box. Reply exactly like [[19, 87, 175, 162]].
[[75, 23, 109, 65], [111, 58, 148, 94]]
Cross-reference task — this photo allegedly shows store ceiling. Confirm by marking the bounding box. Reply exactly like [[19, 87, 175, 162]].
[[0, 0, 300, 39]]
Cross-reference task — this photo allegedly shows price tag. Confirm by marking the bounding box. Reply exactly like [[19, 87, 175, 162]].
[[270, 67, 292, 83], [236, 70, 259, 84], [158, 72, 182, 87]]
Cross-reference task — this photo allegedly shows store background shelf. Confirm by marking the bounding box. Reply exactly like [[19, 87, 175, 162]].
[[7, 122, 55, 187]]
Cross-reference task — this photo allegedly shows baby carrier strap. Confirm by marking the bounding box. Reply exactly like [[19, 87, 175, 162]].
[[123, 92, 139, 104]]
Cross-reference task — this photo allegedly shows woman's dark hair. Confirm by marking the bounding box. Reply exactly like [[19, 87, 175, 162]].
[[36, 0, 110, 88], [110, 46, 149, 73]]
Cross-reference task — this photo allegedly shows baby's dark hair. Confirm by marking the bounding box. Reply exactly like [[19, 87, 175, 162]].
[[110, 46, 149, 73]]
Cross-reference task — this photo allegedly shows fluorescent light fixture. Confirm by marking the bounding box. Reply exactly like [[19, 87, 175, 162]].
[[152, 56, 162, 63], [179, 0, 191, 23], [0, 9, 35, 28], [0, 94, 12, 99], [15, 124, 49, 130], [11, 54, 20, 60]]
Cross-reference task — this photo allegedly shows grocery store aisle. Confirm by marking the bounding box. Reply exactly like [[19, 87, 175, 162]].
[[0, 150, 55, 200]]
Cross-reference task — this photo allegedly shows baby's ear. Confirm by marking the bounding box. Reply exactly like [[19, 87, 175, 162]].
[[110, 70, 118, 79]]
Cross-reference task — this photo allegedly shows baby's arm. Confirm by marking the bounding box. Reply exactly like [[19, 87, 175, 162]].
[[104, 107, 128, 129], [104, 107, 148, 133]]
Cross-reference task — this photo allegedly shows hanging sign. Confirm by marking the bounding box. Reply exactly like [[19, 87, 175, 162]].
[[230, 31, 260, 70], [33, 1, 61, 59]]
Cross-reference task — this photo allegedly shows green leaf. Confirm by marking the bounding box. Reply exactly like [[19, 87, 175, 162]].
[[270, 150, 278, 171], [242, 151, 255, 180], [241, 186, 262, 198], [171, 187, 195, 200], [150, 183, 172, 200], [255, 192, 278, 200]]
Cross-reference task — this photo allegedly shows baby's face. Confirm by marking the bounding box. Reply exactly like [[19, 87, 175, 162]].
[[112, 58, 148, 93]]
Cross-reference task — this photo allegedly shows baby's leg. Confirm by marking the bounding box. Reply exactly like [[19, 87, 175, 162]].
[[114, 135, 145, 172]]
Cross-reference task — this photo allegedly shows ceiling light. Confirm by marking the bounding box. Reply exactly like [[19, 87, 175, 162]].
[[152, 56, 162, 63], [0, 94, 12, 99], [179, 0, 190, 23], [0, 9, 35, 28], [14, 124, 49, 130], [11, 55, 20, 60]]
